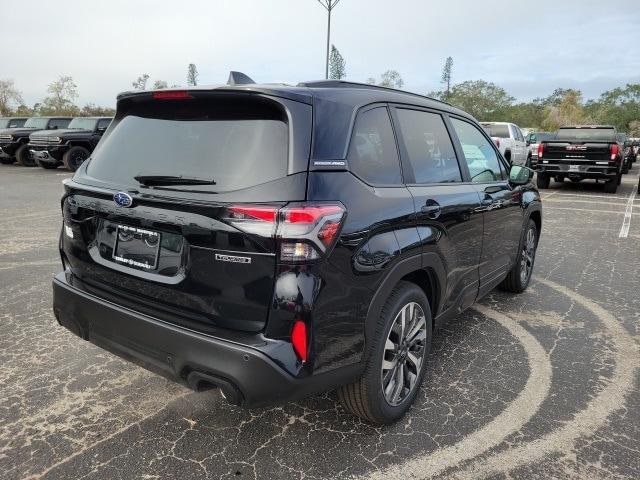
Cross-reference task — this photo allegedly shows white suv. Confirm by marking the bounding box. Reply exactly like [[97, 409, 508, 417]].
[[480, 122, 528, 166]]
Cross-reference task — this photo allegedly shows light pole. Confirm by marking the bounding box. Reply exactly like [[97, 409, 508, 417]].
[[316, 0, 342, 79]]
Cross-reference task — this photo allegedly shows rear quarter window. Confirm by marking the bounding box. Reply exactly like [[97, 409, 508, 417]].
[[555, 128, 616, 142], [346, 106, 402, 185]]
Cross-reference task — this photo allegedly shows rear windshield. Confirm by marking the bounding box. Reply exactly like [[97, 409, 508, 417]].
[[481, 124, 510, 138], [87, 96, 289, 192], [555, 128, 616, 142]]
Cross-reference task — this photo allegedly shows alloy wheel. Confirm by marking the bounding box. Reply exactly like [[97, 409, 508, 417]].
[[520, 226, 536, 284], [381, 301, 427, 406]]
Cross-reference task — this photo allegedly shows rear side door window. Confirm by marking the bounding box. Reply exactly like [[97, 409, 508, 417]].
[[97, 119, 112, 130], [450, 118, 505, 182], [49, 118, 70, 130], [347, 106, 402, 185], [395, 109, 461, 184]]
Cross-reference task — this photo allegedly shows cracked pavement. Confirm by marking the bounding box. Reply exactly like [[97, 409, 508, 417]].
[[0, 164, 639, 479]]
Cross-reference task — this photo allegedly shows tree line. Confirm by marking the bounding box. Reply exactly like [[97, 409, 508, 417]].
[[3, 53, 639, 135], [0, 64, 200, 118], [329, 51, 640, 136]]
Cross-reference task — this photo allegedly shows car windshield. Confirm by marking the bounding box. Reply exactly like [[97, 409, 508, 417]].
[[68, 118, 98, 130], [87, 104, 288, 193], [23, 118, 48, 129], [481, 124, 510, 138], [555, 128, 616, 142]]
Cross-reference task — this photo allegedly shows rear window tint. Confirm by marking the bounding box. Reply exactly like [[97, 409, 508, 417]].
[[396, 109, 461, 184], [347, 107, 401, 185], [87, 97, 288, 192], [555, 128, 616, 142]]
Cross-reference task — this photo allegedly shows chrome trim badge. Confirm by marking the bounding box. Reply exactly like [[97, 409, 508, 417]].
[[215, 253, 251, 264]]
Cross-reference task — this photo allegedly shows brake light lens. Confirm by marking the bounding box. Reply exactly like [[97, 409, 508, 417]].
[[537, 143, 544, 159], [493, 138, 500, 149], [152, 91, 194, 100], [224, 202, 346, 263], [610, 143, 619, 161], [291, 320, 308, 363]]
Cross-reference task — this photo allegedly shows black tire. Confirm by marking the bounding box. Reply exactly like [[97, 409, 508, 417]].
[[622, 161, 629, 174], [337, 281, 432, 424], [499, 218, 538, 293], [0, 157, 15, 165], [63, 146, 90, 172], [526, 154, 532, 168], [36, 158, 59, 169], [557, 176, 566, 183], [536, 173, 550, 189], [504, 151, 512, 165], [15, 144, 36, 167], [604, 177, 618, 193]]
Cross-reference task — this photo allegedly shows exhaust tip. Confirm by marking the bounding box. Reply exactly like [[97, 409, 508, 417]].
[[186, 371, 244, 406]]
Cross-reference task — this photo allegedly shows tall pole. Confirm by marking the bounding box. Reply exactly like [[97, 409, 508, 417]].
[[317, 0, 341, 80], [325, 7, 331, 79]]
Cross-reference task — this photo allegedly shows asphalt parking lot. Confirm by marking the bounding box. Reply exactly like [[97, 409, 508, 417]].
[[1, 164, 639, 480]]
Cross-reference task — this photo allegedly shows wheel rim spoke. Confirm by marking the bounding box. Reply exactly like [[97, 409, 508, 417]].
[[381, 301, 428, 406]]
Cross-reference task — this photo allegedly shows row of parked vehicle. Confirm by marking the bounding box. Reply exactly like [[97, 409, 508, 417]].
[[480, 121, 638, 194], [0, 116, 112, 171]]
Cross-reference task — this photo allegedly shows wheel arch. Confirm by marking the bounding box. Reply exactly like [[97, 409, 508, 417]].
[[364, 253, 446, 351]]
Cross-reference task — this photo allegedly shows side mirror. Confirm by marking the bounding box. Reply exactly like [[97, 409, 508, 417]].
[[526, 140, 531, 146], [509, 165, 534, 186]]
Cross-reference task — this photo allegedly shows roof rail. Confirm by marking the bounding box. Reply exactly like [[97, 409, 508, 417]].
[[227, 71, 256, 86], [297, 79, 452, 106]]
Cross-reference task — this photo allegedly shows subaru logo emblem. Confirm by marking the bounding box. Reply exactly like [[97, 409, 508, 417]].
[[113, 192, 133, 208]]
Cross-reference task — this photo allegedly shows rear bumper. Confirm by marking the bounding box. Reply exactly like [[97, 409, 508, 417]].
[[52, 271, 357, 407], [537, 162, 619, 179]]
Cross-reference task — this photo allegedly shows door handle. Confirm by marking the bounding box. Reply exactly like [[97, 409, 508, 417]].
[[421, 200, 441, 219]]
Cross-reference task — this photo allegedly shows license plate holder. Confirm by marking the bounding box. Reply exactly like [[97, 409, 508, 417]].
[[568, 164, 580, 172], [112, 225, 161, 270]]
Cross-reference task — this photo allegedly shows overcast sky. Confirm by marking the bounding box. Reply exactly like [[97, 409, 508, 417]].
[[3, 0, 639, 108]]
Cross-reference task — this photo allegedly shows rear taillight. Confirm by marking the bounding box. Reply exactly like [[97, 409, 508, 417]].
[[537, 143, 544, 159], [224, 202, 346, 263], [493, 138, 500, 149], [152, 91, 193, 100], [610, 143, 619, 161], [291, 320, 308, 363]]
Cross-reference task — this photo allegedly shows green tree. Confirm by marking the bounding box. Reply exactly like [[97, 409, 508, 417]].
[[446, 80, 514, 120], [540, 90, 590, 131], [585, 83, 640, 132], [40, 76, 79, 115], [0, 79, 24, 116], [440, 56, 453, 98], [132, 74, 150, 90], [80, 104, 116, 116], [187, 63, 199, 86], [329, 45, 346, 80], [378, 70, 404, 88]]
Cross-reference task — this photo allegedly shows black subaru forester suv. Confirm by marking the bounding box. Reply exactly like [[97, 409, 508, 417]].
[[53, 75, 541, 424]]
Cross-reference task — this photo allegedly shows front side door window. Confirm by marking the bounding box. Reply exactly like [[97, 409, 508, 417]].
[[450, 118, 505, 182]]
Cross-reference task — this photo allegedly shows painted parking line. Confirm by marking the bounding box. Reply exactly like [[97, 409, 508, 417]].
[[619, 184, 638, 238], [543, 207, 637, 215], [541, 193, 631, 201], [543, 199, 629, 208]]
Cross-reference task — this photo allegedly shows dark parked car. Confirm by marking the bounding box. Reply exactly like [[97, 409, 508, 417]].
[[536, 125, 624, 193], [53, 75, 542, 424], [29, 117, 112, 171], [0, 117, 72, 166]]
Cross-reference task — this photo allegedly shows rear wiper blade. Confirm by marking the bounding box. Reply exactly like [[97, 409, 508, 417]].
[[134, 174, 216, 186]]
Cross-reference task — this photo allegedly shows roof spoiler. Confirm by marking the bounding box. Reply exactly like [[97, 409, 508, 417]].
[[227, 71, 255, 86]]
